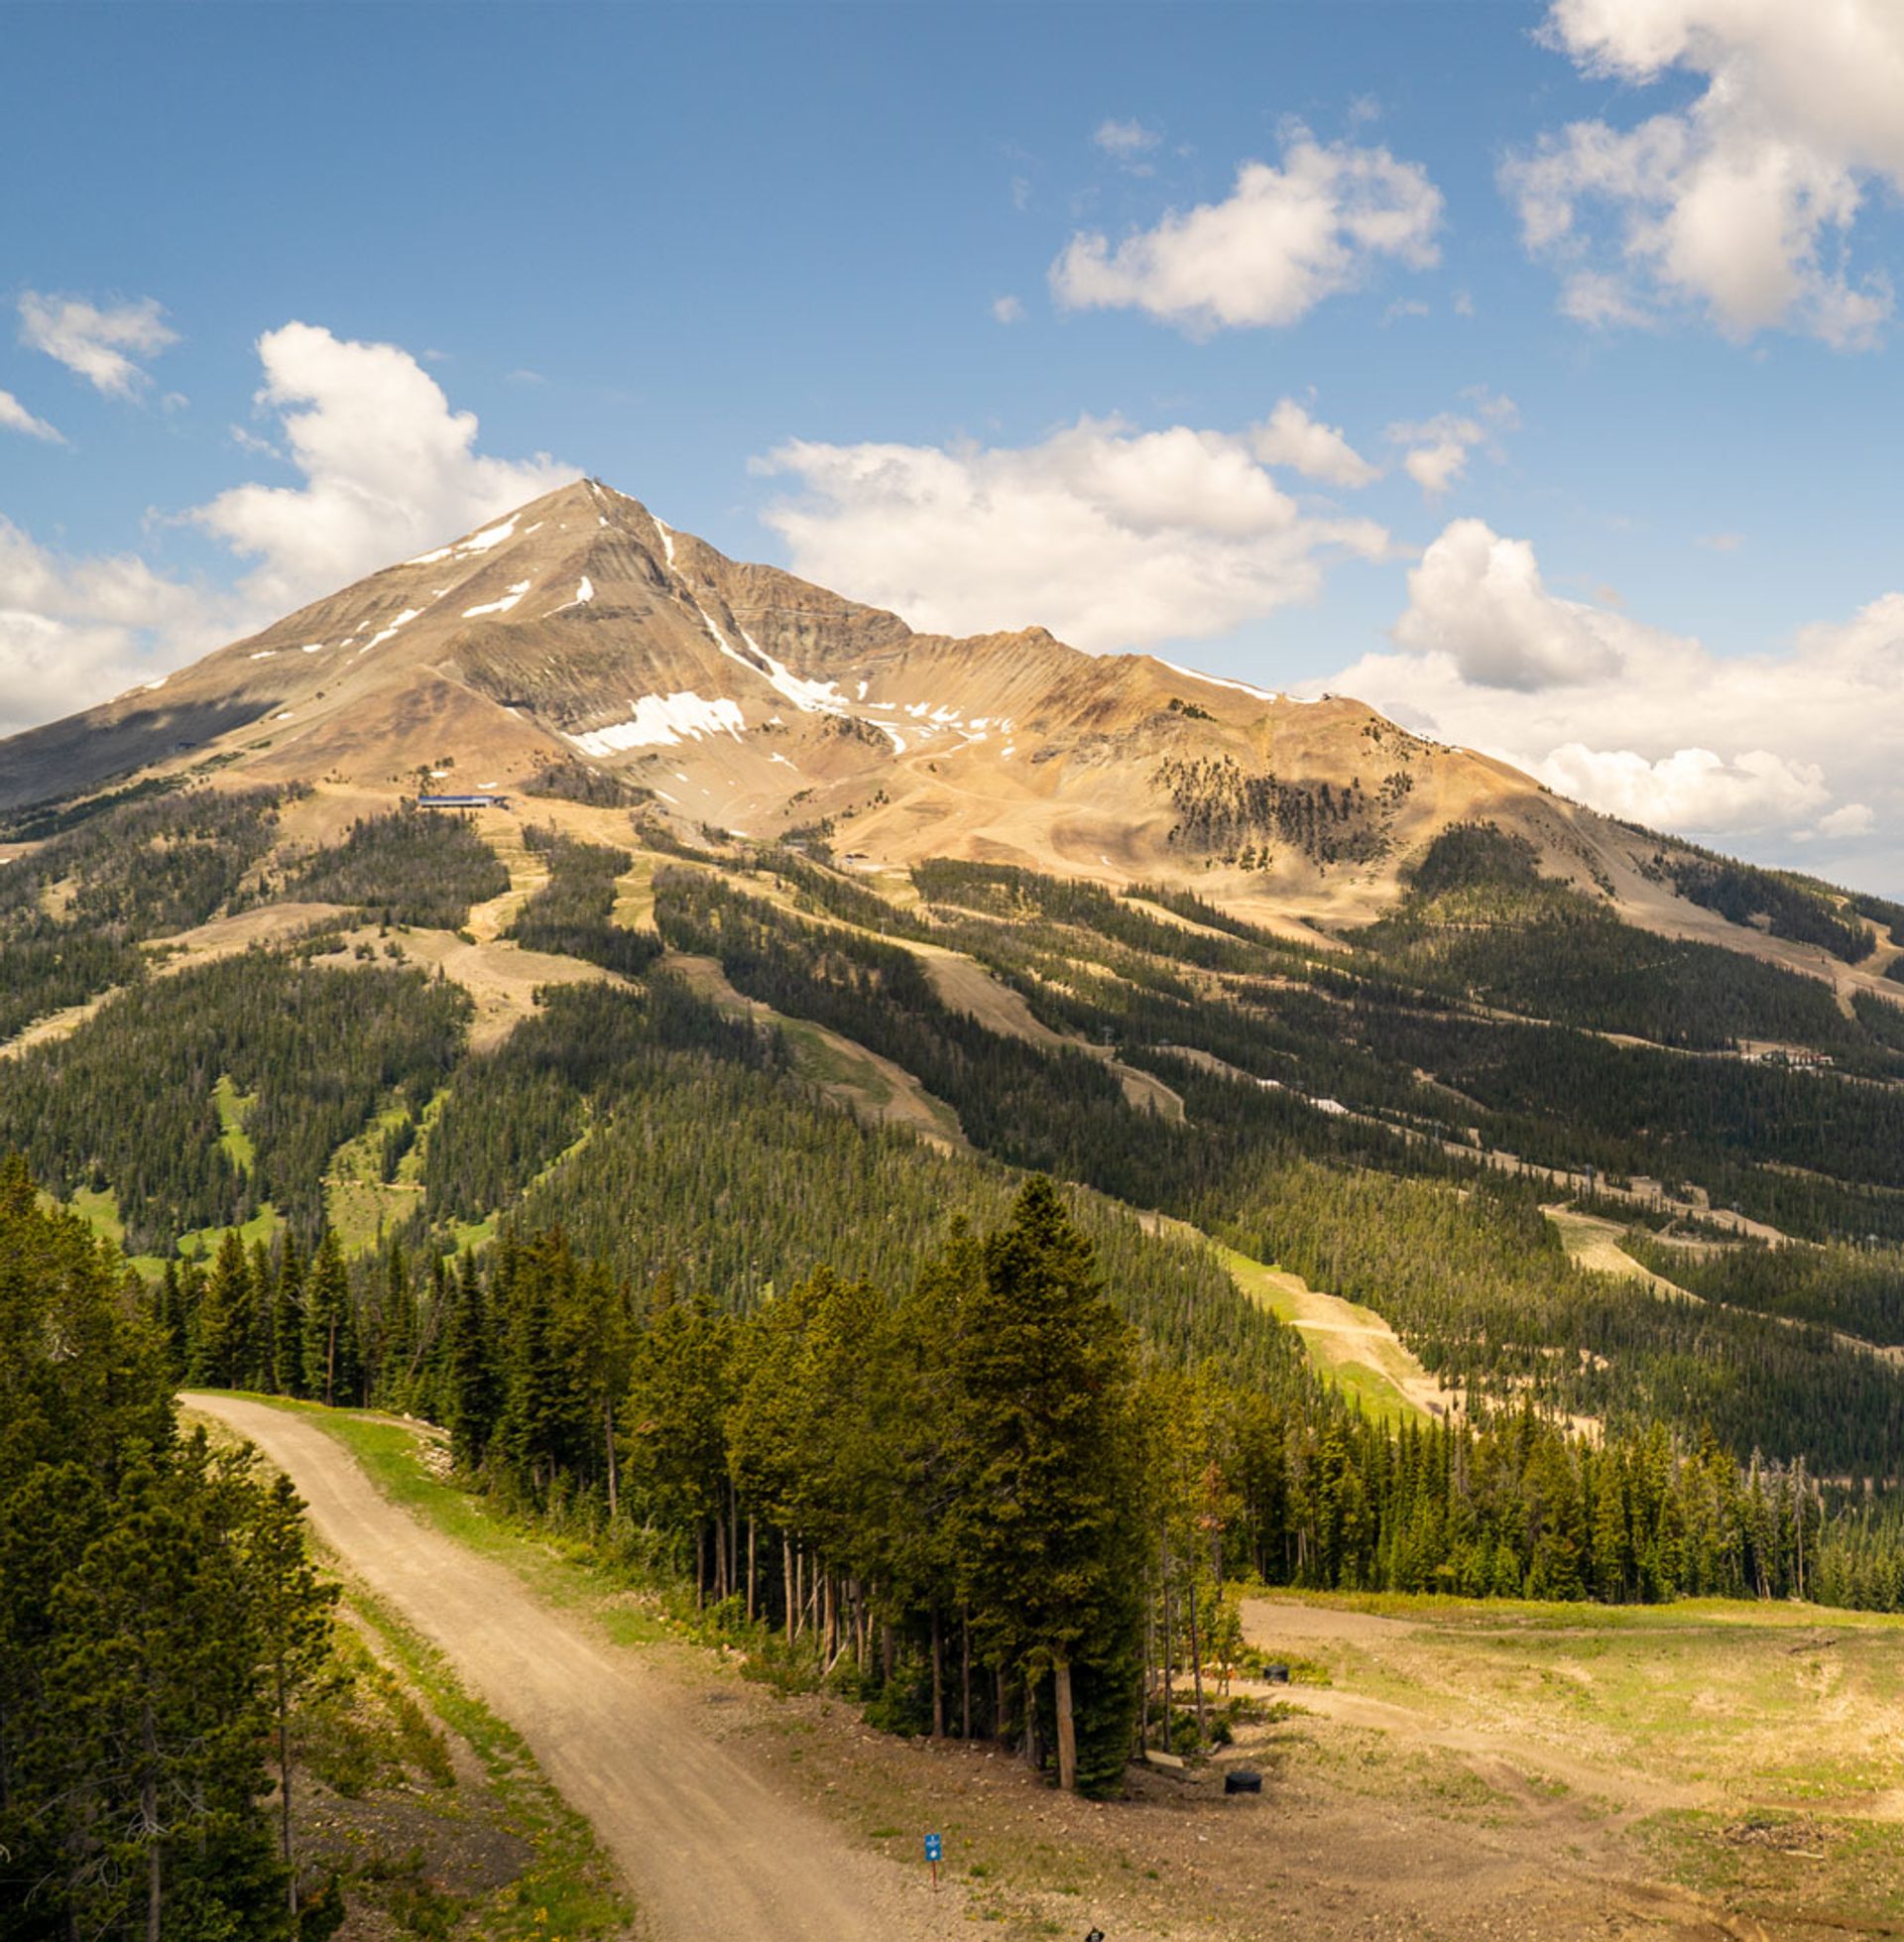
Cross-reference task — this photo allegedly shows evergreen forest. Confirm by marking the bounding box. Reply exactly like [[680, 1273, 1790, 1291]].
[[9, 788, 1904, 1832]]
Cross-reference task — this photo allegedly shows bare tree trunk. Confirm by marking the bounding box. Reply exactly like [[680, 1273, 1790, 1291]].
[[1023, 1667, 1041, 1771], [143, 1698, 163, 1942], [994, 1663, 1008, 1746], [695, 1522, 705, 1609], [1160, 1524, 1175, 1751], [603, 1396, 619, 1520], [1188, 1566, 1206, 1750], [794, 1541, 805, 1641], [961, 1609, 973, 1740], [714, 1505, 728, 1603], [1141, 1574, 1153, 1753], [276, 1651, 297, 1914], [930, 1606, 944, 1739], [783, 1533, 795, 1644], [747, 1516, 757, 1624], [1053, 1657, 1078, 1793], [823, 1572, 836, 1663]]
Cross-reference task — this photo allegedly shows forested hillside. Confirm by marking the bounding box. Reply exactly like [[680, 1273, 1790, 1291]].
[[8, 782, 1904, 1804]]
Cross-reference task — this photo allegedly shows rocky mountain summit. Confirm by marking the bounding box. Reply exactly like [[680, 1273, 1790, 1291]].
[[0, 479, 1887, 974]]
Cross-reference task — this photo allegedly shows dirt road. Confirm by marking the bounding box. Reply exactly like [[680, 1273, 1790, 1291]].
[[185, 1394, 965, 1942]]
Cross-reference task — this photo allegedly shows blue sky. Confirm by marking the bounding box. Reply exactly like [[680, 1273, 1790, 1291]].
[[4, 1, 1902, 890]]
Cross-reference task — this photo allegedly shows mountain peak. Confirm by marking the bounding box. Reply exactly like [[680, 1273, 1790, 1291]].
[[0, 477, 1684, 936]]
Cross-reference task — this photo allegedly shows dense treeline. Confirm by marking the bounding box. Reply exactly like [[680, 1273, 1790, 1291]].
[[504, 826, 661, 974], [1626, 1231, 1904, 1347], [1362, 828, 1864, 1054], [148, 1179, 1904, 1814], [653, 868, 1144, 1182], [0, 786, 297, 1040], [0, 957, 468, 1248], [421, 978, 1305, 1395], [423, 977, 778, 1224], [0, 1160, 337, 1939], [1215, 1157, 1904, 1477], [283, 808, 509, 928], [638, 861, 1904, 1464], [1660, 852, 1873, 962]]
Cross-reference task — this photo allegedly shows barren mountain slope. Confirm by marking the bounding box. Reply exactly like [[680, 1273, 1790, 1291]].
[[0, 478, 1871, 965]]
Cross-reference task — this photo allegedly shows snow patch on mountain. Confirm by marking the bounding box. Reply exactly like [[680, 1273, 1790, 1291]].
[[463, 580, 532, 619], [567, 692, 746, 755]]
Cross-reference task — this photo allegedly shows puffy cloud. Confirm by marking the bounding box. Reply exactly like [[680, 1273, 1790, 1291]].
[[1250, 399, 1379, 489], [1386, 391, 1518, 500], [1314, 520, 1904, 857], [754, 415, 1387, 652], [189, 321, 577, 612], [0, 518, 236, 736], [1402, 439, 1471, 497], [1392, 518, 1618, 688], [1539, 744, 1829, 831], [18, 293, 178, 396], [0, 390, 62, 443], [991, 294, 1026, 325], [1504, 0, 1904, 345], [0, 321, 577, 736], [1051, 133, 1443, 333], [1815, 802, 1876, 840]]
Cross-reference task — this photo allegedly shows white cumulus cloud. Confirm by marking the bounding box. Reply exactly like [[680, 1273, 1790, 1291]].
[[0, 518, 237, 737], [1051, 133, 1443, 333], [1314, 520, 1904, 861], [1391, 518, 1618, 688], [189, 321, 578, 613], [18, 293, 178, 397], [1250, 399, 1379, 489], [0, 322, 578, 737], [754, 415, 1387, 652], [1504, 0, 1904, 346], [1387, 391, 1518, 501], [0, 390, 63, 443]]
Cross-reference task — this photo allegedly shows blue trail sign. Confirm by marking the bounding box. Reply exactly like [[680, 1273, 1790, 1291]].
[[923, 1832, 942, 1863]]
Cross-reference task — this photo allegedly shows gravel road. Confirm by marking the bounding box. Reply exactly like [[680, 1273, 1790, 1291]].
[[184, 1394, 967, 1942]]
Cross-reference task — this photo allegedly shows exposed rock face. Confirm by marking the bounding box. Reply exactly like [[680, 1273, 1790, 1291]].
[[0, 478, 1658, 924]]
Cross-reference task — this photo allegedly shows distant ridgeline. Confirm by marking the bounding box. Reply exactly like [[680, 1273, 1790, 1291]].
[[9, 794, 1904, 1793]]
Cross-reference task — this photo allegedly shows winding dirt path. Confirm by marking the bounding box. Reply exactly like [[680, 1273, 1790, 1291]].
[[184, 1394, 964, 1942]]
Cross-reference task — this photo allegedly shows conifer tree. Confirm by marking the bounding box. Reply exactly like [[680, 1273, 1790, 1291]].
[[273, 1231, 307, 1396], [187, 1228, 254, 1389], [444, 1249, 499, 1471], [246, 1470, 338, 1918], [301, 1231, 354, 1407], [947, 1177, 1141, 1794]]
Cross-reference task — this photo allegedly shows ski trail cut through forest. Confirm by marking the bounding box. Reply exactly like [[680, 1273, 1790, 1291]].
[[183, 1394, 967, 1942]]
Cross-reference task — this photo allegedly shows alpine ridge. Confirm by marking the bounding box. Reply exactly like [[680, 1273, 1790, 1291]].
[[2, 476, 1896, 1001]]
